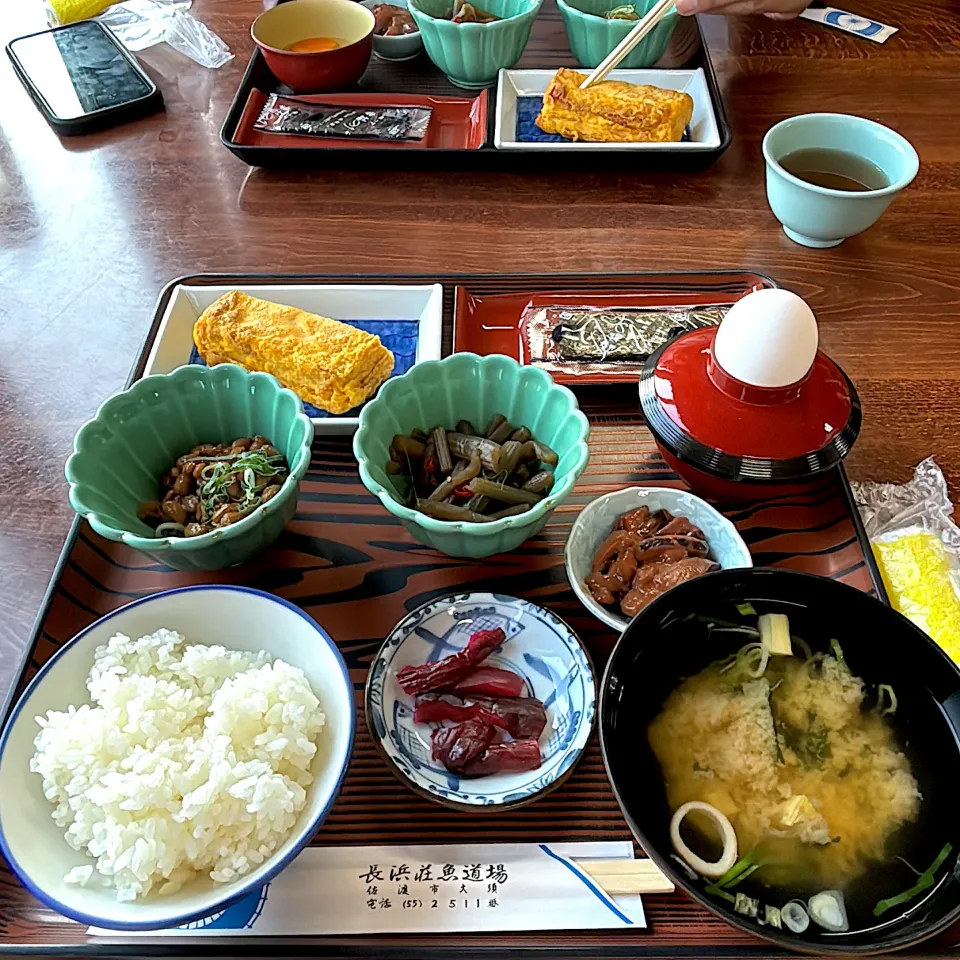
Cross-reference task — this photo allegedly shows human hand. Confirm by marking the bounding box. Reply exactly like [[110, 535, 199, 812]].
[[675, 0, 808, 17]]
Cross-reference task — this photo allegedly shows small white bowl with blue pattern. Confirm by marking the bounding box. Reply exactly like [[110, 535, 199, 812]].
[[564, 486, 753, 633], [365, 592, 595, 809]]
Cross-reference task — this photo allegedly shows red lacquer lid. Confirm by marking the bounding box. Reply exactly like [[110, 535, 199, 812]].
[[639, 290, 861, 483]]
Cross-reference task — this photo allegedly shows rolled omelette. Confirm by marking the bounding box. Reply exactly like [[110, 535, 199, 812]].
[[535, 68, 693, 144], [193, 291, 395, 415]]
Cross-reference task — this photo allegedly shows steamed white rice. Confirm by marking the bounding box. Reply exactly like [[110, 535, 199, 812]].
[[30, 628, 325, 902]]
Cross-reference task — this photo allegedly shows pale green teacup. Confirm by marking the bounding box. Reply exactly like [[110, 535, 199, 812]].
[[762, 113, 919, 248]]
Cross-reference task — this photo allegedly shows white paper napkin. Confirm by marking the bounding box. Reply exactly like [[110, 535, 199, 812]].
[[89, 842, 645, 936]]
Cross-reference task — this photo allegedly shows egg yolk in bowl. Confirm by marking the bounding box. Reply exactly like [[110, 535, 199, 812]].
[[287, 36, 342, 50]]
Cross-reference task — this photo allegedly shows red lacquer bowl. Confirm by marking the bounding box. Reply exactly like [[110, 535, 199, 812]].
[[252, 0, 374, 93], [639, 326, 862, 501]]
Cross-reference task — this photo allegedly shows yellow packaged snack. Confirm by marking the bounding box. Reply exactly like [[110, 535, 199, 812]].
[[47, 0, 114, 24], [873, 532, 960, 663], [853, 458, 960, 665]]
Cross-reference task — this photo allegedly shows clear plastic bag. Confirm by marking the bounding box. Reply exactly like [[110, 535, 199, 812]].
[[851, 457, 960, 662], [93, 0, 191, 50], [47, 0, 232, 68], [163, 9, 233, 68]]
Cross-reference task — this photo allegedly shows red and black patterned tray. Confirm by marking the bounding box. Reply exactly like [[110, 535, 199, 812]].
[[0, 274, 885, 958]]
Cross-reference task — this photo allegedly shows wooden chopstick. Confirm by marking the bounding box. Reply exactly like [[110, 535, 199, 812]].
[[579, 0, 677, 90], [577, 858, 676, 895]]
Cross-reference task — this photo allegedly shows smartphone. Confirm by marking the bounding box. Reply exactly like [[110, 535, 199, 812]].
[[6, 20, 163, 136]]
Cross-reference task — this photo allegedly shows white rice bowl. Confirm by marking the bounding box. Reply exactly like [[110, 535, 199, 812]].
[[0, 586, 355, 930]]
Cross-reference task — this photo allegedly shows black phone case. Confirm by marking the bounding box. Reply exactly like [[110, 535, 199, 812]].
[[5, 20, 163, 136]]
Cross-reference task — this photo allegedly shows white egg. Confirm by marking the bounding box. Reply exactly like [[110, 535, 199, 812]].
[[713, 288, 819, 388]]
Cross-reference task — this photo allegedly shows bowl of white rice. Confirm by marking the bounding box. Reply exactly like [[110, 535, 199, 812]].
[[0, 585, 355, 931]]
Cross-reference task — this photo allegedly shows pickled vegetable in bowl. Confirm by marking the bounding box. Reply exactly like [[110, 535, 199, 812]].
[[603, 4, 640, 18], [353, 352, 590, 559], [389, 414, 559, 524], [446, 0, 501, 21], [366, 592, 596, 809]]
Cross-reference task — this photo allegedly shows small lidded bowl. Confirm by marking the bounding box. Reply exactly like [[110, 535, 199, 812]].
[[252, 0, 374, 93], [639, 288, 861, 501], [360, 0, 424, 60]]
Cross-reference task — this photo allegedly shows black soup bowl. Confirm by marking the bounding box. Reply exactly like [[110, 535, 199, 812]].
[[600, 568, 960, 955]]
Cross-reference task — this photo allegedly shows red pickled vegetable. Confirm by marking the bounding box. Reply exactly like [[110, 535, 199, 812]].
[[397, 627, 505, 696], [431, 719, 497, 773], [449, 665, 525, 698], [415, 693, 547, 740], [463, 739, 542, 777]]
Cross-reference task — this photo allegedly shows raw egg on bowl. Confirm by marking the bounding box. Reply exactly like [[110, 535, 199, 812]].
[[288, 37, 342, 51], [638, 289, 862, 501], [252, 0, 375, 92]]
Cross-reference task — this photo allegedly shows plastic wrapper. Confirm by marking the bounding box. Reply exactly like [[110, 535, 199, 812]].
[[163, 9, 233, 68], [851, 457, 960, 663], [47, 0, 232, 68], [254, 94, 432, 142], [93, 0, 190, 49], [520, 303, 729, 376]]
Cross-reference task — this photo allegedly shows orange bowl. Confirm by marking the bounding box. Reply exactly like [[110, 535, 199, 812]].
[[252, 0, 375, 93]]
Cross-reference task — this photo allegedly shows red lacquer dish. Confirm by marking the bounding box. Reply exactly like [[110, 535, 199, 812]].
[[639, 289, 862, 500], [234, 88, 488, 150]]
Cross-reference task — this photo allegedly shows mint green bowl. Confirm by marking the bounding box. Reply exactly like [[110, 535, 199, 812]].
[[407, 0, 543, 88], [353, 353, 590, 559], [66, 364, 314, 572], [557, 0, 678, 68]]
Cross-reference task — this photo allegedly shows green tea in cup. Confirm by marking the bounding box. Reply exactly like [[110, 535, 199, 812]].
[[778, 148, 889, 193], [762, 113, 918, 248]]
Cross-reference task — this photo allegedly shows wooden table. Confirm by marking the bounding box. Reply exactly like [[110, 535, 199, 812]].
[[1, 0, 957, 717]]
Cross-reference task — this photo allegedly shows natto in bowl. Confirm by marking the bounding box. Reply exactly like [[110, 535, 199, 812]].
[[66, 363, 314, 571]]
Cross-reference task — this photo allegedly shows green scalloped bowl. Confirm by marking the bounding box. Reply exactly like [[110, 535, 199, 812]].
[[407, 0, 543, 89], [65, 364, 314, 571], [353, 353, 590, 558], [557, 0, 678, 69]]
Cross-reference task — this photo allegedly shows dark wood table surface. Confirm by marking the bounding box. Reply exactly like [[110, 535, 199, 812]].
[[1, 0, 958, 736]]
